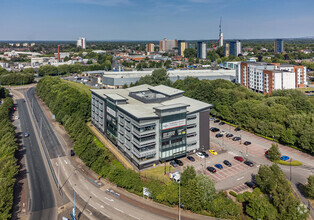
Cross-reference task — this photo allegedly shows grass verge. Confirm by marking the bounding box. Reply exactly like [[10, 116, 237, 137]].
[[62, 79, 93, 97], [140, 165, 171, 183], [274, 160, 303, 166]]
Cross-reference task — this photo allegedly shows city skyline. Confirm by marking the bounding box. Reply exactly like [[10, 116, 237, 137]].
[[0, 0, 313, 41]]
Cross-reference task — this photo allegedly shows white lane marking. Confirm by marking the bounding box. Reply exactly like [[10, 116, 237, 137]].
[[86, 209, 92, 215], [100, 205, 104, 208], [100, 211, 111, 218], [237, 176, 244, 181], [105, 196, 114, 202], [228, 151, 237, 156], [114, 207, 124, 213], [90, 204, 97, 210], [96, 202, 101, 206], [56, 162, 58, 166], [101, 200, 109, 206], [129, 214, 141, 220], [91, 192, 97, 197], [64, 159, 68, 164]]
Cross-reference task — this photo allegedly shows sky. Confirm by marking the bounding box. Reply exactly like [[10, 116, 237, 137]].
[[0, 0, 313, 41]]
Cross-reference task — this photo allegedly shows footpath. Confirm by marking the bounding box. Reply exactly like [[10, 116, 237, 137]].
[[36, 94, 215, 220]]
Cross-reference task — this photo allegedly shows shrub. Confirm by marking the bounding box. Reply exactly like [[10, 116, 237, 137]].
[[229, 191, 237, 197]]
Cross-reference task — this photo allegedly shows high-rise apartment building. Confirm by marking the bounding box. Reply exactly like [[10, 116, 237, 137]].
[[237, 62, 306, 94], [159, 38, 177, 52], [224, 43, 230, 57], [274, 39, 284, 53], [229, 41, 242, 56], [197, 42, 207, 59], [91, 84, 212, 170], [77, 37, 86, 49], [178, 40, 188, 57], [146, 43, 155, 53]]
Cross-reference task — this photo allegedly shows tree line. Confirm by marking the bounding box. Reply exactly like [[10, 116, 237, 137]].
[[0, 67, 34, 85], [35, 76, 241, 219], [0, 88, 19, 219]]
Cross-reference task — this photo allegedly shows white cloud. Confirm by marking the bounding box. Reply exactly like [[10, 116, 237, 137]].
[[71, 0, 130, 6]]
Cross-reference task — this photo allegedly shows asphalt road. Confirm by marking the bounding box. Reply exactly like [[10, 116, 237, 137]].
[[27, 87, 65, 159], [17, 98, 56, 219]]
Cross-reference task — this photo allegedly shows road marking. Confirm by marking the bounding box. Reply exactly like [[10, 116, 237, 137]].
[[91, 192, 97, 197], [237, 176, 244, 181], [86, 209, 92, 215], [90, 204, 97, 210], [64, 159, 68, 164], [129, 214, 141, 220], [114, 207, 124, 213], [100, 205, 104, 208], [56, 162, 58, 166], [105, 196, 114, 202], [100, 211, 110, 218], [101, 200, 109, 206], [228, 151, 237, 156]]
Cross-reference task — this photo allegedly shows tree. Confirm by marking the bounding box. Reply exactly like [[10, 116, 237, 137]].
[[268, 144, 281, 161], [183, 48, 197, 58], [180, 166, 196, 186], [38, 65, 58, 76], [305, 175, 314, 199], [195, 174, 216, 206]]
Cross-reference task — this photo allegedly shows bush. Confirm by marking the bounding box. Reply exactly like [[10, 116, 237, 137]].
[[229, 191, 237, 197], [268, 144, 281, 161], [236, 191, 252, 203], [274, 160, 302, 166], [305, 175, 314, 199]]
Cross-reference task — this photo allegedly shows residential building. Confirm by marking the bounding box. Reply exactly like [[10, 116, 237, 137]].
[[91, 84, 212, 170], [224, 43, 230, 57], [101, 69, 236, 88], [178, 40, 188, 57], [274, 39, 284, 53], [77, 37, 86, 49], [159, 38, 177, 52], [229, 41, 242, 56], [197, 42, 207, 59], [146, 43, 155, 53], [237, 62, 307, 94]]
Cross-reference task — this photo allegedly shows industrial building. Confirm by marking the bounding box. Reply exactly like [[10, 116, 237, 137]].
[[197, 42, 207, 59], [91, 84, 212, 169], [101, 69, 236, 88], [237, 62, 306, 94]]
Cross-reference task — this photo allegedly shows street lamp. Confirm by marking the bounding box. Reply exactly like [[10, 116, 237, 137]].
[[178, 179, 181, 220], [290, 157, 292, 182]]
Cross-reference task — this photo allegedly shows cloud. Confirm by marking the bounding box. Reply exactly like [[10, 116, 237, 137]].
[[71, 0, 131, 6]]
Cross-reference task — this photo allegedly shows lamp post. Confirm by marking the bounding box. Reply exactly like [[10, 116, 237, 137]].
[[178, 180, 181, 220], [290, 157, 292, 182]]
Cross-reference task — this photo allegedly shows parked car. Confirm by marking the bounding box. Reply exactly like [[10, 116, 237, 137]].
[[210, 127, 220, 132], [15, 116, 19, 120], [226, 133, 234, 138], [207, 166, 216, 173], [232, 137, 241, 141], [234, 127, 241, 131], [219, 122, 225, 125], [170, 160, 178, 167], [244, 161, 254, 167], [202, 152, 209, 158], [209, 150, 218, 155], [70, 149, 75, 156], [210, 117, 215, 121], [175, 159, 183, 166], [223, 160, 232, 167], [187, 156, 195, 162], [214, 164, 223, 169], [234, 156, 244, 162], [265, 150, 269, 155], [24, 132, 29, 137], [13, 107, 16, 111], [216, 133, 223, 138], [196, 152, 205, 159], [243, 141, 251, 146], [214, 120, 220, 123], [245, 181, 257, 188], [280, 156, 290, 161]]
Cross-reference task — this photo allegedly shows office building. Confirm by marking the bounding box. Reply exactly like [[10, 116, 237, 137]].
[[159, 38, 177, 52], [91, 84, 212, 170], [77, 37, 86, 49], [146, 43, 155, 53], [197, 42, 207, 59], [229, 41, 242, 56], [101, 69, 236, 88], [178, 40, 188, 57], [237, 62, 306, 94], [274, 39, 284, 53], [224, 43, 230, 57]]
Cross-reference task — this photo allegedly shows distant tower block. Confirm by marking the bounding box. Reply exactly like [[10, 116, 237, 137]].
[[219, 16, 223, 47]]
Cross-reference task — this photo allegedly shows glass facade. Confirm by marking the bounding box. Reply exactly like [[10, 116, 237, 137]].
[[106, 100, 117, 144]]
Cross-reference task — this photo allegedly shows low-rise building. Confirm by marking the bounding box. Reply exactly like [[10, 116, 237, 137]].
[[91, 84, 212, 170]]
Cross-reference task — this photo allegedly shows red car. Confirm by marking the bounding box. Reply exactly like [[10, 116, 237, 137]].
[[265, 150, 269, 155], [234, 156, 244, 162]]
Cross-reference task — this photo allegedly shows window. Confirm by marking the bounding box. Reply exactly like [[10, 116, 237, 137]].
[[187, 115, 196, 120]]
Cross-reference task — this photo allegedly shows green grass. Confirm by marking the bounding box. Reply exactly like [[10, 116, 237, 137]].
[[62, 79, 93, 97], [296, 87, 314, 92], [274, 160, 303, 166], [140, 165, 171, 183]]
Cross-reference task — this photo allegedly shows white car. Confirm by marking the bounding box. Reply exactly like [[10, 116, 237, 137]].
[[15, 116, 19, 120], [220, 131, 226, 134], [196, 152, 205, 159]]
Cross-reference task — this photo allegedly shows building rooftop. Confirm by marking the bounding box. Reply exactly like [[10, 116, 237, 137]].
[[91, 84, 212, 119]]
